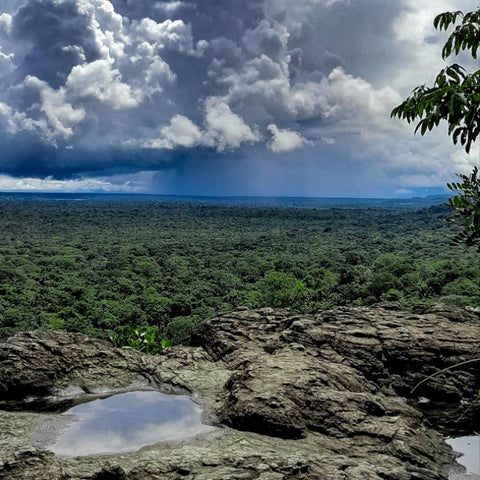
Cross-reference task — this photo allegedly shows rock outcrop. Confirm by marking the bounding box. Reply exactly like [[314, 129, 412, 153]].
[[0, 304, 479, 480]]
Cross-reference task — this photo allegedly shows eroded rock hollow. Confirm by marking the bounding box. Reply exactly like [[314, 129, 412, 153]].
[[0, 304, 479, 479]]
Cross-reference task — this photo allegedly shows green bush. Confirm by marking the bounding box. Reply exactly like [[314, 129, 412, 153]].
[[164, 316, 198, 344], [257, 271, 305, 308], [107, 325, 170, 355], [384, 288, 402, 302]]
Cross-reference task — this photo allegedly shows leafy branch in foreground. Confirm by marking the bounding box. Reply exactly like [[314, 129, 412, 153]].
[[391, 65, 480, 153], [391, 7, 480, 248], [447, 167, 480, 251]]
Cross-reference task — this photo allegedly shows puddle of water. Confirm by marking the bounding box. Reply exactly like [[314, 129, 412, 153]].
[[446, 435, 480, 478], [36, 390, 215, 457]]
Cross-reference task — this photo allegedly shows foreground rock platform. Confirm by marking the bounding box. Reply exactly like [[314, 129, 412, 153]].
[[0, 304, 479, 480]]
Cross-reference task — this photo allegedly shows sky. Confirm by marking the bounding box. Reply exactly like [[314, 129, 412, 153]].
[[0, 0, 478, 197]]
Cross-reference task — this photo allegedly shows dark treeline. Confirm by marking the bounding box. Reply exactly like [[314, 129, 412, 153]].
[[0, 198, 478, 343]]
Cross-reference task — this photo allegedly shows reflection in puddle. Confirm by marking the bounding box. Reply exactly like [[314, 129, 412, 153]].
[[40, 391, 215, 457], [447, 435, 480, 478]]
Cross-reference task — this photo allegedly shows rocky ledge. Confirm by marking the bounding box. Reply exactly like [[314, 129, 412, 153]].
[[0, 304, 479, 480]]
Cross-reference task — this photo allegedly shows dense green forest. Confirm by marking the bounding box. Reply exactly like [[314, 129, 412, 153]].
[[0, 195, 478, 346]]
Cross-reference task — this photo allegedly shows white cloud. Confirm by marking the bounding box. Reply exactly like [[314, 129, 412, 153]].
[[142, 56, 176, 95], [66, 59, 140, 109], [0, 13, 14, 76], [0, 171, 161, 193], [0, 101, 38, 135], [0, 13, 12, 36], [450, 147, 480, 175], [154, 2, 196, 14], [0, 175, 132, 192], [287, 81, 332, 120], [76, 0, 126, 62], [133, 18, 195, 54], [24, 76, 86, 140], [267, 124, 306, 153], [147, 114, 203, 149], [91, 0, 123, 34], [220, 54, 291, 113], [204, 97, 259, 151], [291, 67, 402, 129]]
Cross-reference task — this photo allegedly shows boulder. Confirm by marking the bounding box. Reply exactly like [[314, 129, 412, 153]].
[[1, 304, 479, 479]]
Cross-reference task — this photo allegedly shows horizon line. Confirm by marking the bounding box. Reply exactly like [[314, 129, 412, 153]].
[[0, 191, 451, 200]]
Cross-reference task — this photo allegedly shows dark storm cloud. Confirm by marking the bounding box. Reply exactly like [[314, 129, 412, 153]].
[[0, 129, 232, 179], [0, 0, 476, 194], [11, 0, 100, 87], [280, 0, 404, 83]]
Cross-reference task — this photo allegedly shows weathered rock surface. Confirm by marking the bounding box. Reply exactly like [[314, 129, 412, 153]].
[[0, 304, 479, 480]]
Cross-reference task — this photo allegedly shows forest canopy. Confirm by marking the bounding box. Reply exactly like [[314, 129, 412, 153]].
[[0, 195, 477, 345]]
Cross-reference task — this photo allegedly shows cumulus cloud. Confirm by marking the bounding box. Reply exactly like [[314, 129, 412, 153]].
[[147, 114, 202, 149], [132, 18, 195, 53], [204, 97, 259, 151], [267, 124, 306, 153], [242, 19, 289, 61], [24, 75, 86, 141], [66, 59, 139, 109], [0, 101, 38, 134], [0, 0, 473, 195]]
